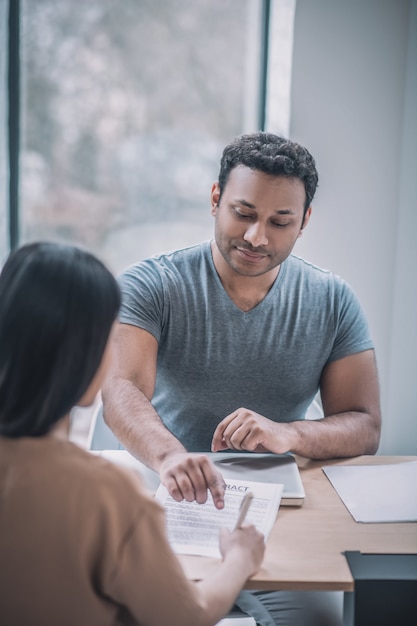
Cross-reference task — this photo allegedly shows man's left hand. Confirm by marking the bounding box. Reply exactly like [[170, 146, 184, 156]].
[[211, 407, 295, 453]]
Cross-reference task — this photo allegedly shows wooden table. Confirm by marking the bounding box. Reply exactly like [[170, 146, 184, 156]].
[[177, 455, 417, 592]]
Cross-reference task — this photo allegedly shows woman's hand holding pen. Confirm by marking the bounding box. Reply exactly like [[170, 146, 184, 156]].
[[219, 491, 264, 577], [218, 524, 265, 578]]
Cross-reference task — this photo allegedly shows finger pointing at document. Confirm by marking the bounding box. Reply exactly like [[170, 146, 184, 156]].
[[159, 452, 226, 509]]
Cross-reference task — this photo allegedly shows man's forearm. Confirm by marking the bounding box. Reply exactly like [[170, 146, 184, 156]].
[[101, 377, 186, 471], [285, 411, 381, 460]]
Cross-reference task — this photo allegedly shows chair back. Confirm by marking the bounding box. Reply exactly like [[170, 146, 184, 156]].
[[87, 403, 121, 450]]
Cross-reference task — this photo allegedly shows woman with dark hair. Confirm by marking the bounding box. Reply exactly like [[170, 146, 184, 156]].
[[0, 242, 264, 626]]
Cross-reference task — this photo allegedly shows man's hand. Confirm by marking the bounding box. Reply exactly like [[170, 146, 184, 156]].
[[211, 407, 297, 454], [159, 452, 226, 509]]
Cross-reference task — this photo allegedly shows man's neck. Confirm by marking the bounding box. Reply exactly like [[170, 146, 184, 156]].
[[211, 242, 280, 312]]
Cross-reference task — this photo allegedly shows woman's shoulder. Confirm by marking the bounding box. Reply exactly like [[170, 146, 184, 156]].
[[68, 441, 155, 493], [42, 440, 162, 523]]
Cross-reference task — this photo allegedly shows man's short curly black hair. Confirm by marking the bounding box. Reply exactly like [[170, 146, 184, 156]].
[[218, 132, 319, 214]]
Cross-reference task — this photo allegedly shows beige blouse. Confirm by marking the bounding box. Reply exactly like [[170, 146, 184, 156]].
[[0, 436, 211, 626]]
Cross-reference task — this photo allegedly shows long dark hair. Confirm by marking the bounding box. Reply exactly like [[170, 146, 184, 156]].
[[0, 242, 121, 437]]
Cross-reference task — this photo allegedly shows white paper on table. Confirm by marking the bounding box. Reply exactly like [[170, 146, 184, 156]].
[[323, 460, 417, 523], [155, 478, 283, 557]]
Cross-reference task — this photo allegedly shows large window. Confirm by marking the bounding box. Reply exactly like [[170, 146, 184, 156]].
[[3, 0, 296, 442], [19, 0, 266, 274], [3, 0, 297, 273]]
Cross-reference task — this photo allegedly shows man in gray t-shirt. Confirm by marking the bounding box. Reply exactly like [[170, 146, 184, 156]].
[[102, 132, 381, 626], [102, 132, 381, 510], [119, 244, 373, 453]]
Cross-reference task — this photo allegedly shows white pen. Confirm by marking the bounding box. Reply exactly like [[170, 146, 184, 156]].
[[234, 491, 254, 530]]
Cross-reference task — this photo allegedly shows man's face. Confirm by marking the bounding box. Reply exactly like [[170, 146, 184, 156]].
[[211, 165, 311, 278]]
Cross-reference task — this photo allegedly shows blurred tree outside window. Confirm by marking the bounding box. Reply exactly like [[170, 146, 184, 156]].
[[19, 0, 264, 274]]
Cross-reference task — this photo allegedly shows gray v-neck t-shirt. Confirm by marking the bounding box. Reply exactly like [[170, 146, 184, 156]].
[[118, 241, 373, 452]]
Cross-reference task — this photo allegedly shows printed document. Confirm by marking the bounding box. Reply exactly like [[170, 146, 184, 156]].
[[155, 478, 283, 557]]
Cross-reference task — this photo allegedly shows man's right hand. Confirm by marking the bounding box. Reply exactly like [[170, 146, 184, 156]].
[[159, 452, 226, 510]]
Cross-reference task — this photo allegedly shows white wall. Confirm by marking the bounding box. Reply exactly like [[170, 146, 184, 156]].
[[288, 0, 417, 454]]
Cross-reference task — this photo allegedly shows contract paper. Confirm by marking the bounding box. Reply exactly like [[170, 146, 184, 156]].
[[323, 460, 417, 523], [155, 478, 284, 557]]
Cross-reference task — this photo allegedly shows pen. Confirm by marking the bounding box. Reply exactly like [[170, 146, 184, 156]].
[[234, 491, 254, 530]]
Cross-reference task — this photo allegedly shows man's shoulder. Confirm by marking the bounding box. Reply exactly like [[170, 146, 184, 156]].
[[286, 254, 339, 283], [121, 241, 211, 278], [288, 254, 332, 275], [140, 240, 209, 266], [285, 255, 353, 301]]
